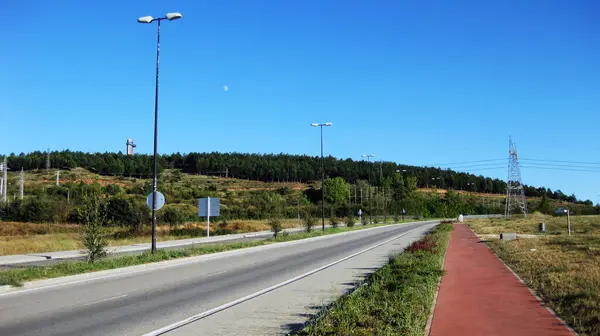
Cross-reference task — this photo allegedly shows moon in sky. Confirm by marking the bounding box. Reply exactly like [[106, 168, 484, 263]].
[[223, 85, 229, 92]]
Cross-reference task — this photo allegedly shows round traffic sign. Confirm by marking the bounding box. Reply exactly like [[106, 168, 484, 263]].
[[147, 191, 166, 210]]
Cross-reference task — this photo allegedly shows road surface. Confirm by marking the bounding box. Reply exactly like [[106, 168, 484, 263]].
[[0, 221, 438, 336]]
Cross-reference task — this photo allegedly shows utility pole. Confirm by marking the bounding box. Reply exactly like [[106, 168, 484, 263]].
[[56, 170, 60, 186], [362, 154, 375, 224], [298, 197, 301, 225], [311, 122, 332, 232], [2, 158, 7, 203], [360, 187, 363, 205], [19, 167, 24, 200]]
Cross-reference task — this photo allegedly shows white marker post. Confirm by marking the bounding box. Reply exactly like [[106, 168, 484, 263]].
[[567, 209, 571, 236]]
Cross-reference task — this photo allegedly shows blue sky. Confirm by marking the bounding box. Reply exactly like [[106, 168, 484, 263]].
[[1, 0, 599, 201]]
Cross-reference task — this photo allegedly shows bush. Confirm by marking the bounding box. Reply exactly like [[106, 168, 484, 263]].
[[215, 218, 233, 235], [346, 213, 356, 227], [159, 204, 196, 226], [304, 214, 316, 233], [22, 196, 54, 223], [129, 200, 150, 235], [106, 197, 133, 226], [329, 216, 338, 228], [78, 194, 109, 263], [269, 217, 283, 238]]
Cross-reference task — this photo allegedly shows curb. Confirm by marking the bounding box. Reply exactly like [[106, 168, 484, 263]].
[[467, 225, 579, 336], [424, 223, 452, 336]]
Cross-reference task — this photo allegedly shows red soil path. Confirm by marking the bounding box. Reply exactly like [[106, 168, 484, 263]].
[[429, 224, 575, 336]]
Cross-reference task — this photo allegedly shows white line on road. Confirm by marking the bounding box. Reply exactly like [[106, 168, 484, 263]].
[[142, 224, 433, 336], [83, 294, 128, 306]]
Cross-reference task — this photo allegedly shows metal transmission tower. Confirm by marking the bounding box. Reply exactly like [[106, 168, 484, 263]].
[[505, 137, 528, 217]]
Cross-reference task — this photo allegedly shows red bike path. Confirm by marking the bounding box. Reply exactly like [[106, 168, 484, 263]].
[[428, 224, 576, 336]]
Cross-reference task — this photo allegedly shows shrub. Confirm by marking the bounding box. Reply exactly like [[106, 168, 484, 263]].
[[106, 197, 133, 226], [129, 200, 150, 235], [346, 213, 356, 227], [405, 235, 438, 254], [78, 194, 109, 263], [159, 204, 196, 226], [269, 217, 283, 238], [215, 218, 233, 235], [22, 196, 54, 222], [329, 216, 338, 228], [304, 214, 316, 233]]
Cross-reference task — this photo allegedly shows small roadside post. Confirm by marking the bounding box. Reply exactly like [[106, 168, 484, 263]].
[[565, 209, 571, 236], [198, 197, 220, 237], [357, 208, 363, 225], [401, 208, 406, 221]]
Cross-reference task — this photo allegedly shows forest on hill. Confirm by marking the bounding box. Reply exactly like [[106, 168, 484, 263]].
[[2, 150, 586, 203]]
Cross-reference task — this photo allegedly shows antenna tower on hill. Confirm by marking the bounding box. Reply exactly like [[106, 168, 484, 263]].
[[505, 136, 528, 217]]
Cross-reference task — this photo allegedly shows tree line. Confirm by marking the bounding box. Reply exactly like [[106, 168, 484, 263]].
[[1, 150, 587, 203]]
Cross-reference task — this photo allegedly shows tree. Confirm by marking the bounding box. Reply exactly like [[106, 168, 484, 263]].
[[78, 193, 109, 263], [323, 177, 350, 206], [536, 194, 553, 214]]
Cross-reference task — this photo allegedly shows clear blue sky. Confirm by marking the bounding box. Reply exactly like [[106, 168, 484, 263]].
[[1, 1, 599, 202]]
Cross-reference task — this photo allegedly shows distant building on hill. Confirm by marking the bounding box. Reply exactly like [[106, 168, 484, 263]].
[[126, 138, 136, 156]]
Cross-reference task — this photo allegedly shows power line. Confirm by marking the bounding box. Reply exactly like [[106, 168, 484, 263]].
[[521, 158, 600, 165], [427, 158, 507, 166], [521, 165, 600, 173]]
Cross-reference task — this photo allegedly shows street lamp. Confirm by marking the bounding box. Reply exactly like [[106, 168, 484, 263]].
[[311, 122, 332, 231], [138, 12, 182, 253], [362, 154, 376, 224]]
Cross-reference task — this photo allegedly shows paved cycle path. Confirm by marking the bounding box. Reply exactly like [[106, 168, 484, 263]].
[[429, 224, 575, 336]]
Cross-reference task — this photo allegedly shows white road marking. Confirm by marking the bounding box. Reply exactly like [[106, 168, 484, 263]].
[[142, 224, 432, 336], [0, 222, 433, 298], [83, 294, 128, 306]]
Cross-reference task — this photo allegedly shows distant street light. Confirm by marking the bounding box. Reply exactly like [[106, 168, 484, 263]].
[[311, 122, 332, 232], [362, 154, 376, 224], [138, 12, 182, 253]]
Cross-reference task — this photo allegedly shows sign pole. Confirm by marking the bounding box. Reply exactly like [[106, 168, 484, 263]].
[[207, 197, 211, 238]]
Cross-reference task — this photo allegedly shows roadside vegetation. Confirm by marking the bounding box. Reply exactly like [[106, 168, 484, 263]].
[[469, 214, 600, 336], [0, 222, 410, 287], [296, 222, 453, 336]]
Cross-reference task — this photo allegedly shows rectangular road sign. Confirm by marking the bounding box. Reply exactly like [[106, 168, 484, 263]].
[[198, 197, 220, 217]]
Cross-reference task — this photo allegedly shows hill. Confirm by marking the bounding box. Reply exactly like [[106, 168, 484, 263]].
[[1, 150, 589, 204]]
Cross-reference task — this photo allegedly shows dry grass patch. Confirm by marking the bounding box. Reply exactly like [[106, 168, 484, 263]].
[[0, 219, 304, 255], [468, 214, 600, 236]]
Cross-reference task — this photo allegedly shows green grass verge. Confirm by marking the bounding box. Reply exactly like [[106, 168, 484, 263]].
[[295, 222, 453, 336], [0, 222, 414, 287]]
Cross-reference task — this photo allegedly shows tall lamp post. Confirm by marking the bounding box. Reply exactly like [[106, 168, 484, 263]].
[[138, 12, 182, 253], [311, 122, 332, 231], [362, 154, 375, 224]]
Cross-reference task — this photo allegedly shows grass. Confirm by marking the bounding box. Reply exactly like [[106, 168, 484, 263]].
[[469, 215, 600, 336], [467, 212, 600, 236], [296, 222, 453, 336], [0, 221, 412, 287]]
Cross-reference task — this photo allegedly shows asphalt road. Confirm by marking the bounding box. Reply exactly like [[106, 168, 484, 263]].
[[0, 221, 438, 336]]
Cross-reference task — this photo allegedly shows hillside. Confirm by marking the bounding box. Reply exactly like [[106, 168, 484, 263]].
[[1, 151, 587, 204], [2, 167, 596, 226]]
